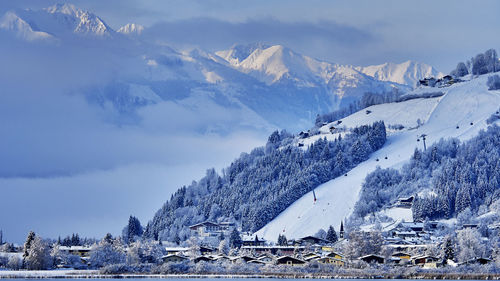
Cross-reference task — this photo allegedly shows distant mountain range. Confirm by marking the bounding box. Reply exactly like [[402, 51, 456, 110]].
[[0, 4, 441, 132]]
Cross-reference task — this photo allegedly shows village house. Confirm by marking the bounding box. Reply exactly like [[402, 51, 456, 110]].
[[230, 255, 256, 263], [199, 246, 216, 255], [317, 252, 345, 266], [359, 254, 385, 264], [162, 254, 188, 263], [461, 257, 492, 265], [298, 235, 329, 245], [302, 252, 320, 262], [240, 245, 303, 256], [391, 252, 411, 260], [395, 196, 414, 208], [58, 245, 92, 257], [276, 256, 306, 266], [241, 234, 266, 246], [411, 255, 440, 267], [256, 254, 275, 263], [192, 256, 213, 263], [164, 247, 189, 256], [189, 221, 223, 238]]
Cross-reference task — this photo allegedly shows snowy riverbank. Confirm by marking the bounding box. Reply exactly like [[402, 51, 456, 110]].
[[1, 269, 500, 279]]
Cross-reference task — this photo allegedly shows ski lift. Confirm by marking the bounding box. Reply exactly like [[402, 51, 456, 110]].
[[456, 125, 459, 129], [344, 174, 348, 176], [470, 122, 473, 125], [376, 158, 379, 161], [384, 156, 388, 160], [417, 138, 420, 142]]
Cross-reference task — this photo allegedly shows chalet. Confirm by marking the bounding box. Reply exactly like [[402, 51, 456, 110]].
[[329, 126, 336, 133], [462, 257, 492, 265], [199, 246, 216, 255], [391, 252, 411, 260], [462, 223, 479, 229], [230, 255, 256, 263], [392, 231, 418, 240], [298, 236, 329, 245], [400, 222, 424, 232], [58, 246, 92, 257], [162, 254, 188, 263], [299, 131, 309, 139], [240, 245, 302, 256], [192, 256, 213, 263], [302, 252, 320, 261], [276, 256, 306, 266], [359, 254, 385, 264], [164, 247, 189, 255], [241, 234, 266, 247], [318, 252, 345, 266], [418, 77, 437, 87], [189, 221, 222, 237], [412, 255, 439, 267], [395, 196, 414, 208], [219, 222, 236, 232], [436, 75, 460, 87], [256, 254, 274, 263]]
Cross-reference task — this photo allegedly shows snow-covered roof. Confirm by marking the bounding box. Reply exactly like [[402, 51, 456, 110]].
[[58, 246, 91, 251], [164, 247, 189, 252]]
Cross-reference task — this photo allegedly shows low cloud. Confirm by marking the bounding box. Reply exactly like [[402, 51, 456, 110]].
[[143, 17, 377, 64], [0, 32, 266, 242]]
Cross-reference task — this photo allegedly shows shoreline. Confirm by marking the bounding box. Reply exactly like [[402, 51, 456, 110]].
[[0, 271, 499, 280]]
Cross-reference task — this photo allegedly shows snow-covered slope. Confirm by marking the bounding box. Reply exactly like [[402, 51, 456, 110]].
[[356, 60, 443, 88], [256, 74, 500, 241]]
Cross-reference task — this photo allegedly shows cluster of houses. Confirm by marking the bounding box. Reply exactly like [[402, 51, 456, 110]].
[[418, 75, 461, 88], [161, 235, 346, 267], [175, 218, 497, 269]]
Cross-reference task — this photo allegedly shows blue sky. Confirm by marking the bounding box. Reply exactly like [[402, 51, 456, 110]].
[[1, 0, 500, 243]]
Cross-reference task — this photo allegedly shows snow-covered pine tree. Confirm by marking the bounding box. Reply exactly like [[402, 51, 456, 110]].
[[229, 229, 242, 249], [23, 231, 36, 261], [326, 225, 338, 243]]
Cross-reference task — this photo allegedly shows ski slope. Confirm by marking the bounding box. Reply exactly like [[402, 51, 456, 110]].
[[256, 74, 500, 241]]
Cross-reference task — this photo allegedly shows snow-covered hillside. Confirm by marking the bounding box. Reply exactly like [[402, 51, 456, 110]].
[[356, 60, 443, 88], [256, 74, 500, 241]]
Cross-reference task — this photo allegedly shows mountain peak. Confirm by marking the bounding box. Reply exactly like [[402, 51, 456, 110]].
[[0, 4, 114, 41], [117, 23, 144, 35], [356, 60, 443, 87], [216, 43, 270, 64], [45, 3, 81, 16]]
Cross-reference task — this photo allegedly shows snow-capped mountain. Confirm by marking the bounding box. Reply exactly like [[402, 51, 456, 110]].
[[216, 44, 408, 107], [0, 4, 442, 133], [0, 11, 55, 41], [356, 60, 443, 87], [0, 3, 114, 40], [118, 23, 144, 36]]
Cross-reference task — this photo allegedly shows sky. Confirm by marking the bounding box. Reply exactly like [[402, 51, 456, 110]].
[[1, 0, 500, 243]]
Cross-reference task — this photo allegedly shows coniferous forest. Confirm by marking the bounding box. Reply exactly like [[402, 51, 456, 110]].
[[353, 124, 500, 222], [144, 122, 387, 242]]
